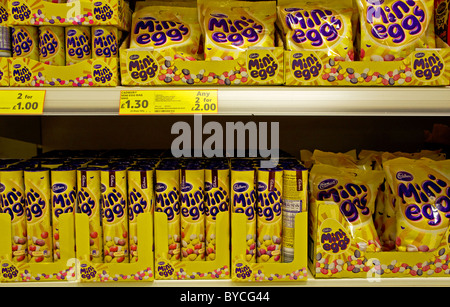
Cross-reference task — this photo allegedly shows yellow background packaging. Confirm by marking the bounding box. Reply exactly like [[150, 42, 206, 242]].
[[8, 0, 131, 30], [39, 26, 65, 66], [284, 49, 450, 86], [120, 43, 284, 86], [357, 0, 435, 61], [77, 168, 103, 263], [180, 167, 205, 261], [1, 212, 76, 282], [277, 0, 354, 61], [130, 5, 201, 60], [65, 26, 91, 65], [310, 200, 450, 279], [309, 164, 383, 253], [204, 166, 229, 261], [232, 211, 308, 282], [0, 169, 27, 263], [127, 167, 154, 263], [155, 167, 181, 261], [199, 0, 277, 61], [383, 158, 450, 252], [101, 168, 129, 263], [154, 210, 230, 280], [24, 169, 53, 263], [8, 56, 118, 86], [11, 26, 39, 61], [92, 26, 118, 58], [256, 168, 283, 263], [231, 168, 256, 263], [0, 57, 9, 86], [51, 167, 76, 262]]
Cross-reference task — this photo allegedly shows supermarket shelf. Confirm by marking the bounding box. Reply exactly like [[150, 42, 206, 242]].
[[2, 86, 450, 116], [2, 269, 450, 287]]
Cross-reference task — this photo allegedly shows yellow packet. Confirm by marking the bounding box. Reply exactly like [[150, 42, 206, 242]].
[[65, 26, 91, 65], [180, 167, 205, 261], [0, 169, 27, 263], [199, 0, 277, 61], [24, 168, 53, 263], [38, 26, 65, 66], [101, 168, 129, 263], [311, 149, 358, 169], [51, 166, 76, 262], [77, 168, 103, 263], [130, 5, 201, 61], [256, 168, 283, 263], [92, 26, 118, 58], [204, 164, 229, 261], [277, 0, 355, 61], [135, 1, 197, 12], [155, 165, 181, 261], [310, 164, 384, 252], [357, 0, 435, 61], [11, 26, 39, 61], [383, 157, 450, 252], [128, 167, 154, 262], [231, 167, 257, 262]]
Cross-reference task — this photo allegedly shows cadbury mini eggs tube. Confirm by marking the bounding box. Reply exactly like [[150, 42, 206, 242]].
[[127, 166, 154, 262], [383, 157, 450, 252], [0, 169, 28, 263], [101, 167, 129, 263], [256, 167, 283, 263], [24, 168, 53, 263], [155, 162, 181, 261], [39, 26, 65, 66], [77, 167, 103, 263], [11, 26, 39, 61], [92, 26, 118, 58], [65, 26, 91, 65], [180, 164, 205, 261], [204, 160, 229, 261], [231, 164, 257, 263], [51, 166, 76, 262]]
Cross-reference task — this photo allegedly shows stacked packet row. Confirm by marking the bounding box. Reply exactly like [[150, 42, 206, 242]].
[[277, 0, 436, 62], [304, 148, 449, 259], [155, 158, 230, 262], [10, 25, 120, 65], [230, 158, 308, 264], [130, 0, 437, 63], [0, 150, 162, 264]]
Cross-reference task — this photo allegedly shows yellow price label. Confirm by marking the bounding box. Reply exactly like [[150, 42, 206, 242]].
[[0, 91, 46, 115], [119, 90, 218, 115]]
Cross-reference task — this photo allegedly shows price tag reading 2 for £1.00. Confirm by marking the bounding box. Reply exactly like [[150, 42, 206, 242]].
[[119, 90, 218, 115], [0, 91, 46, 115]]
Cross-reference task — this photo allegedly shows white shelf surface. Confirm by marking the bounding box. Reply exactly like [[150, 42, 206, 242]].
[[2, 269, 450, 287], [2, 86, 450, 116]]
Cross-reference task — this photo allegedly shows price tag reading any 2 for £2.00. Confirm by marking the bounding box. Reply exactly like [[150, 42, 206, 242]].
[[0, 91, 46, 115], [119, 90, 218, 115]]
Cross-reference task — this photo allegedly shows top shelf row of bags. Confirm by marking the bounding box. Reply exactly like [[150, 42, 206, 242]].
[[2, 0, 450, 87]]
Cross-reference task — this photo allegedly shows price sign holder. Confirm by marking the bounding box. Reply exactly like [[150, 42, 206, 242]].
[[119, 90, 218, 115], [0, 90, 46, 115]]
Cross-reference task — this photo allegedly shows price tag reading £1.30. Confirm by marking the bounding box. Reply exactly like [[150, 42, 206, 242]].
[[119, 90, 218, 115], [0, 90, 46, 115]]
